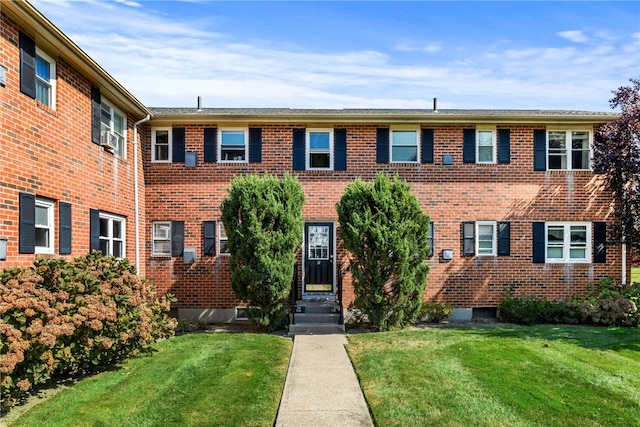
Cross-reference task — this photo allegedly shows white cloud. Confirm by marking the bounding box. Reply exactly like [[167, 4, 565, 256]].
[[29, 0, 639, 111], [557, 30, 590, 43]]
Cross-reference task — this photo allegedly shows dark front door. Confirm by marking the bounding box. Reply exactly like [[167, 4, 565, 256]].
[[303, 222, 334, 295]]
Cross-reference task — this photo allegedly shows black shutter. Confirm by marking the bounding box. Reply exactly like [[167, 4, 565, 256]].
[[59, 202, 72, 255], [203, 221, 216, 256], [376, 128, 389, 163], [292, 128, 306, 170], [532, 222, 545, 263], [421, 129, 434, 163], [497, 129, 511, 164], [593, 222, 607, 263], [204, 128, 217, 162], [533, 129, 547, 171], [19, 193, 36, 254], [427, 221, 434, 258], [172, 127, 185, 163], [249, 127, 262, 163], [498, 221, 510, 256], [463, 129, 476, 163], [90, 209, 101, 252], [91, 87, 101, 145], [334, 128, 347, 171], [171, 221, 185, 256], [462, 221, 475, 256], [19, 32, 36, 99]]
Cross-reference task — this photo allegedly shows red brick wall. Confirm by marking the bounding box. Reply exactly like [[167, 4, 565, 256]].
[[142, 122, 626, 309], [0, 13, 146, 274]]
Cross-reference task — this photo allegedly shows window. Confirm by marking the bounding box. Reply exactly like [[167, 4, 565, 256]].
[[307, 129, 333, 169], [548, 130, 591, 170], [35, 50, 55, 108], [391, 129, 418, 162], [476, 221, 496, 256], [477, 128, 495, 163], [546, 222, 590, 263], [219, 129, 247, 162], [101, 101, 126, 157], [35, 198, 54, 254], [99, 213, 125, 258], [219, 222, 229, 255], [152, 128, 171, 162], [152, 222, 172, 256]]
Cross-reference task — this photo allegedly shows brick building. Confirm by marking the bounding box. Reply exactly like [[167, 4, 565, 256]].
[[2, 1, 630, 323]]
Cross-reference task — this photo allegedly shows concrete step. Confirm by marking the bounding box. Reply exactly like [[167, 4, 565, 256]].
[[293, 300, 341, 314], [294, 312, 342, 324], [288, 323, 345, 336]]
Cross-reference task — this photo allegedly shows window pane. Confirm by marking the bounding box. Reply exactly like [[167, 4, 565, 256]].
[[570, 248, 586, 259], [36, 81, 50, 105], [548, 226, 564, 243], [35, 205, 49, 226], [221, 148, 245, 161], [571, 132, 590, 170], [570, 227, 587, 244], [155, 145, 168, 161], [154, 241, 170, 255], [547, 247, 563, 258], [114, 112, 125, 134], [113, 241, 123, 258], [478, 146, 493, 162], [478, 131, 493, 146], [155, 130, 169, 144], [100, 239, 109, 255], [392, 131, 417, 146], [221, 131, 245, 145], [549, 132, 566, 150], [154, 223, 171, 239], [309, 132, 330, 150], [392, 146, 418, 162], [100, 218, 110, 237], [310, 153, 330, 168], [36, 55, 50, 80], [113, 220, 122, 239], [35, 228, 49, 247]]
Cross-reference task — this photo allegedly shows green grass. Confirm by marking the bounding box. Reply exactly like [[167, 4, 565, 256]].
[[632, 267, 640, 284], [10, 333, 292, 427], [347, 325, 640, 427]]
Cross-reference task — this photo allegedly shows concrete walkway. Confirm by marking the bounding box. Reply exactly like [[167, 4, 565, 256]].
[[275, 334, 374, 427]]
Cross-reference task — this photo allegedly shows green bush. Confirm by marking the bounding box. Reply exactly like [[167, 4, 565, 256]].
[[337, 173, 431, 331], [418, 302, 453, 323], [498, 290, 568, 325], [0, 252, 177, 410], [220, 173, 304, 330], [565, 277, 640, 327]]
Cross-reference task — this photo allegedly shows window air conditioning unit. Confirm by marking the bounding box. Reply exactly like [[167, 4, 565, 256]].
[[100, 131, 119, 151]]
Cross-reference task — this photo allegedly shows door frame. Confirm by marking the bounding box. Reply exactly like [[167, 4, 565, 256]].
[[302, 221, 336, 299]]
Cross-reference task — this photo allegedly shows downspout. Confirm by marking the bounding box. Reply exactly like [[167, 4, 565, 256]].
[[133, 115, 151, 272], [622, 243, 627, 285]]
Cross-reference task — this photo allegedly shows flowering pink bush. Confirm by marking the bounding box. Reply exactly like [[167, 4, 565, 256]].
[[0, 252, 177, 410]]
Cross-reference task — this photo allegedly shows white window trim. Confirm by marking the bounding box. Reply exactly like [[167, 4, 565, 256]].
[[390, 126, 420, 163], [99, 212, 126, 258], [218, 222, 229, 256], [306, 128, 334, 170], [476, 126, 496, 164], [546, 129, 592, 171], [152, 221, 172, 256], [34, 198, 54, 254], [101, 100, 127, 158], [545, 222, 592, 263], [152, 127, 172, 163], [35, 48, 56, 109], [476, 221, 496, 256], [218, 128, 248, 163]]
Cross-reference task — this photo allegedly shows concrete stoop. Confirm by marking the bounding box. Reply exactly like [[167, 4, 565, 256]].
[[289, 300, 345, 336]]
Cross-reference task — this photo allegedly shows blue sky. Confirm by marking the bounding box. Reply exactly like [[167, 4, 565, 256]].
[[31, 0, 640, 111]]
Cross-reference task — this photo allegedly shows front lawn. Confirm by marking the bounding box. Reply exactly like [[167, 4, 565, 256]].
[[8, 333, 292, 427], [348, 325, 640, 427], [632, 266, 639, 284]]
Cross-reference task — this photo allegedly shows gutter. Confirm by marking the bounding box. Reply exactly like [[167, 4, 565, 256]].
[[133, 115, 151, 272]]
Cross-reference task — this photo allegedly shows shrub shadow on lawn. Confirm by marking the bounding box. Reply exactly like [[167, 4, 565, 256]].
[[454, 323, 640, 353]]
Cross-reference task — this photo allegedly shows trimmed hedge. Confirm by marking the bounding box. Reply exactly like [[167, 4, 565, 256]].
[[499, 277, 640, 327], [0, 252, 177, 410]]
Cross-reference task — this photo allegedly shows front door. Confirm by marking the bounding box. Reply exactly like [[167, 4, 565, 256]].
[[303, 222, 335, 297]]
